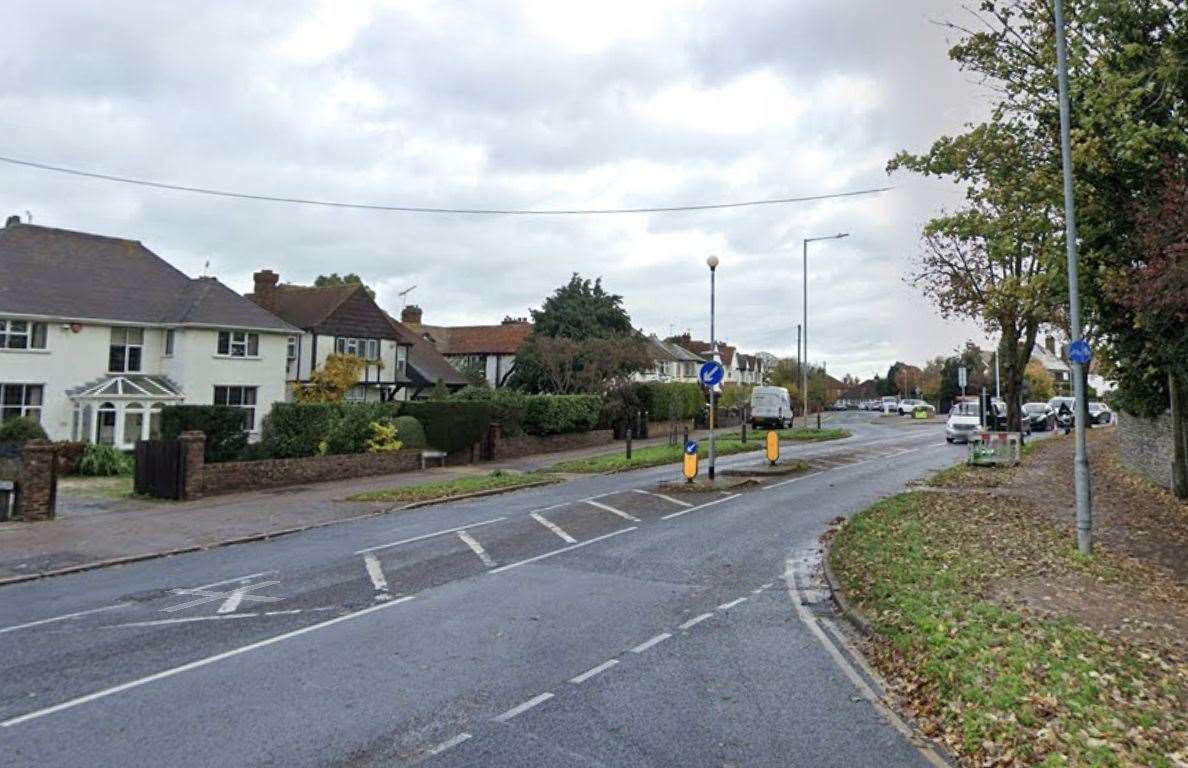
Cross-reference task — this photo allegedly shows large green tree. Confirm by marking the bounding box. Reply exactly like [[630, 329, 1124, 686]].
[[314, 272, 375, 299]]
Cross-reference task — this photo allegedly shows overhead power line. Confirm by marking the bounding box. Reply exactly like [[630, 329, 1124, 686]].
[[0, 154, 891, 215]]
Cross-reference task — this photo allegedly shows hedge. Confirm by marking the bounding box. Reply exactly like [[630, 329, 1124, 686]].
[[522, 394, 602, 435], [392, 416, 427, 449], [402, 401, 491, 453], [261, 402, 402, 458], [636, 382, 703, 421], [160, 405, 249, 463], [0, 416, 48, 442], [451, 386, 528, 436], [321, 403, 402, 456]]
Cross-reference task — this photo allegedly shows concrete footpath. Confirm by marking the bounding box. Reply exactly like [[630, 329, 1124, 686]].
[[0, 424, 778, 584]]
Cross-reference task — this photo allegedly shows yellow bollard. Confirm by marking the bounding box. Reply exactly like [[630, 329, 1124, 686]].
[[683, 439, 699, 482], [766, 430, 779, 466]]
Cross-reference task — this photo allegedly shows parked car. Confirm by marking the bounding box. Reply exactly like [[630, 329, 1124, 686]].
[[1023, 402, 1056, 431], [1088, 401, 1113, 425], [897, 398, 934, 416], [945, 401, 981, 443], [750, 386, 792, 428], [880, 396, 898, 414]]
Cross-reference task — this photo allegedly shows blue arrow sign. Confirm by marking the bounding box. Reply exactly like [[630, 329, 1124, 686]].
[[1068, 339, 1092, 365], [698, 361, 724, 387], [684, 440, 698, 455]]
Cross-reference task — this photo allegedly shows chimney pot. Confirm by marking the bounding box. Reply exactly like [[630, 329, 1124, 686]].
[[5, 214, 20, 227], [253, 269, 279, 312], [401, 305, 423, 324]]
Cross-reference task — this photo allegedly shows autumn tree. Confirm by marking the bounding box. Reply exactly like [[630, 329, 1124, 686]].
[[1024, 359, 1055, 402], [295, 353, 364, 403]]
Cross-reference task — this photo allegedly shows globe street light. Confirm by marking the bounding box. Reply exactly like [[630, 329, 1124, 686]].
[[802, 233, 849, 423], [706, 254, 719, 480]]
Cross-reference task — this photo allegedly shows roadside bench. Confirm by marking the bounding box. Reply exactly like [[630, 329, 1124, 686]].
[[420, 449, 448, 470]]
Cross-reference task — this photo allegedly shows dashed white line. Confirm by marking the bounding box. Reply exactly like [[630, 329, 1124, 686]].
[[355, 517, 508, 555], [630, 488, 693, 507], [457, 530, 496, 568], [630, 632, 671, 653], [189, 571, 275, 591], [488, 527, 635, 574], [763, 471, 824, 490], [493, 692, 554, 722], [569, 659, 619, 684], [583, 499, 640, 522], [364, 553, 390, 600], [530, 512, 577, 544], [1, 595, 417, 728], [717, 597, 748, 611], [660, 493, 740, 520], [0, 602, 133, 635], [426, 732, 472, 756], [678, 613, 714, 630]]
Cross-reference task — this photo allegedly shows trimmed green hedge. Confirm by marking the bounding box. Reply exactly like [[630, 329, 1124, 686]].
[[262, 402, 403, 458], [392, 416, 427, 449], [322, 403, 403, 455], [522, 394, 602, 435], [402, 401, 492, 453], [450, 386, 528, 436], [636, 382, 703, 421], [160, 405, 249, 463]]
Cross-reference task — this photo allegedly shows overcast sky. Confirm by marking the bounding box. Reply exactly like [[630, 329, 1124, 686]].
[[1, 0, 994, 380]]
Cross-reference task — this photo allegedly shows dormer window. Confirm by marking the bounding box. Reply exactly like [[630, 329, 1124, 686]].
[[217, 330, 259, 358]]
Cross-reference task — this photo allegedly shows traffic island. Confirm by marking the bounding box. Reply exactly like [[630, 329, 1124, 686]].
[[826, 431, 1188, 767], [655, 477, 759, 494], [720, 460, 810, 478]]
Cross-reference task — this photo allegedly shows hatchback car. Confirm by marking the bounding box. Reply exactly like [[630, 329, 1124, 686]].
[[1023, 402, 1056, 431]]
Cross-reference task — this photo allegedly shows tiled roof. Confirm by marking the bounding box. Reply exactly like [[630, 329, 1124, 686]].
[[254, 284, 358, 330], [383, 314, 468, 388], [0, 222, 296, 332], [417, 322, 534, 355]]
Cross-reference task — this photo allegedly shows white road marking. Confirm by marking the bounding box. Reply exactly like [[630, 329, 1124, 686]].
[[583, 499, 640, 522], [630, 488, 692, 507], [678, 613, 714, 630], [164, 580, 281, 614], [426, 732, 472, 756], [217, 582, 281, 614], [0, 595, 417, 729], [569, 659, 619, 684], [530, 512, 577, 544], [108, 614, 260, 628], [630, 632, 671, 653], [783, 559, 948, 768], [457, 530, 496, 568], [489, 527, 635, 574], [363, 553, 390, 600], [717, 597, 748, 611], [355, 517, 508, 555], [763, 471, 824, 490], [493, 692, 553, 722], [660, 493, 740, 520], [0, 602, 133, 635], [190, 570, 275, 591]]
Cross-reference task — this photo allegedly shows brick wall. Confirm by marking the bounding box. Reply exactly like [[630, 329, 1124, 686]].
[[201, 449, 423, 496], [1116, 410, 1174, 489], [493, 429, 614, 461], [12, 440, 57, 520]]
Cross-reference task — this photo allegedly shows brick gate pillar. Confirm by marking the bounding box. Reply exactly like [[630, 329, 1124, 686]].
[[16, 440, 57, 521], [179, 431, 206, 500]]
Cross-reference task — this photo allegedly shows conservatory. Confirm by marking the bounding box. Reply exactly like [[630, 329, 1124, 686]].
[[67, 375, 184, 449]]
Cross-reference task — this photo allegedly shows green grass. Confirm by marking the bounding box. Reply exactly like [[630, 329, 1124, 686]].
[[345, 471, 553, 503], [58, 475, 135, 500], [830, 492, 1186, 766], [768, 427, 850, 441]]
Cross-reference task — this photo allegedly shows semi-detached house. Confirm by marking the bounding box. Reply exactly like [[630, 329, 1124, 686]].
[[0, 218, 298, 446]]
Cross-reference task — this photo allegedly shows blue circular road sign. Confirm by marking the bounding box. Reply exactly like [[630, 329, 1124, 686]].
[[698, 361, 724, 386], [684, 440, 699, 455], [1068, 339, 1092, 365]]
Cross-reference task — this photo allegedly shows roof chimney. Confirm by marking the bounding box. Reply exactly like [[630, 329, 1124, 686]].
[[253, 269, 279, 312], [401, 305, 423, 325], [5, 214, 20, 227]]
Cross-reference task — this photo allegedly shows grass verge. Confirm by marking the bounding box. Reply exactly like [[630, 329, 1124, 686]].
[[829, 491, 1186, 766], [58, 474, 135, 500], [345, 471, 553, 504]]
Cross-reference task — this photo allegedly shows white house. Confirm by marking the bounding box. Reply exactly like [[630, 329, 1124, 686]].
[[0, 218, 298, 447], [634, 335, 705, 384]]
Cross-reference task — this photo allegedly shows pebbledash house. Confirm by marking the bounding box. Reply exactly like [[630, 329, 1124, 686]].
[[0, 217, 298, 446]]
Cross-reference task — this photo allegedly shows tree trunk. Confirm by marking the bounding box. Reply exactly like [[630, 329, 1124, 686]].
[[1170, 369, 1188, 500]]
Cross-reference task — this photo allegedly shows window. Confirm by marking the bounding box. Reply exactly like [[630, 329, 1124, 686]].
[[397, 345, 408, 375], [97, 402, 117, 445], [149, 403, 164, 439], [214, 385, 258, 431], [335, 337, 380, 360], [0, 319, 47, 350], [217, 330, 259, 358], [123, 402, 145, 446], [1, 384, 43, 422], [109, 327, 144, 372], [164, 329, 175, 356], [286, 336, 298, 363]]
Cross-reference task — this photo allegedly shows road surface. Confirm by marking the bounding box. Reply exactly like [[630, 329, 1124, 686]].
[[0, 413, 960, 767]]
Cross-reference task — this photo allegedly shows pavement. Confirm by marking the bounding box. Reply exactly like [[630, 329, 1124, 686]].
[[0, 412, 963, 767]]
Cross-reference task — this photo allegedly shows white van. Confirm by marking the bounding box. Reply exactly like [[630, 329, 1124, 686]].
[[750, 386, 792, 428]]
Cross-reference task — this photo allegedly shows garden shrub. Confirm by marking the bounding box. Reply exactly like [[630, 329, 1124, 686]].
[[636, 382, 703, 421], [160, 405, 249, 463], [522, 394, 602, 435], [365, 419, 403, 453], [260, 403, 341, 458], [451, 386, 528, 436], [402, 401, 491, 453], [392, 416, 427, 449], [319, 403, 401, 456], [0, 416, 48, 442], [78, 443, 133, 476]]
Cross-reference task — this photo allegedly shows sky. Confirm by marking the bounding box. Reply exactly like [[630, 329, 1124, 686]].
[[0, 0, 996, 380]]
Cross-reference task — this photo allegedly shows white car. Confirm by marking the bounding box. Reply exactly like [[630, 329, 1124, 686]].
[[897, 399, 935, 416], [945, 401, 982, 443]]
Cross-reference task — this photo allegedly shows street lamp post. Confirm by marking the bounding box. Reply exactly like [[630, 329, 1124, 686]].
[[802, 233, 849, 423], [707, 254, 719, 480]]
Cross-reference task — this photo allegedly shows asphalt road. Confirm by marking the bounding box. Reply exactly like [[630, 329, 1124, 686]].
[[0, 413, 962, 767]]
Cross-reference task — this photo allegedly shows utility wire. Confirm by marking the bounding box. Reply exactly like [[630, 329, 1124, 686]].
[[0, 154, 891, 215]]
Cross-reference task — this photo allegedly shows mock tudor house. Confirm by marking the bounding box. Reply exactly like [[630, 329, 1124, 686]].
[[400, 306, 532, 388], [0, 218, 298, 446]]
